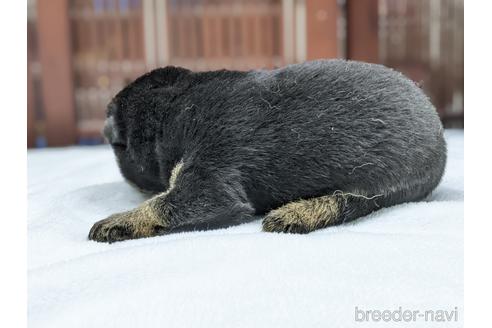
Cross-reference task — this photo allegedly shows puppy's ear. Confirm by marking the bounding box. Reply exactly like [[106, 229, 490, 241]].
[[150, 66, 190, 88]]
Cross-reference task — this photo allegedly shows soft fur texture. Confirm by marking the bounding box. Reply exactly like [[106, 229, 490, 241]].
[[89, 59, 446, 242]]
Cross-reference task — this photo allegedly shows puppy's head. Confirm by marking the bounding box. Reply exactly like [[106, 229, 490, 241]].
[[103, 66, 190, 193]]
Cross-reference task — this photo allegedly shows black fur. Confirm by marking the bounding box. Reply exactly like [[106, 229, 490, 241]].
[[99, 59, 446, 237]]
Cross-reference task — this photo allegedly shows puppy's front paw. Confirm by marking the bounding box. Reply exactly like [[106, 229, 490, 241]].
[[88, 202, 169, 243]]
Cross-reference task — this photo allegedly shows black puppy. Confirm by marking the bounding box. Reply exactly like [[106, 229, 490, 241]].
[[89, 59, 446, 243]]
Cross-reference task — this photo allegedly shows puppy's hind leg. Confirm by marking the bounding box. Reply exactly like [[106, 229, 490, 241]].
[[262, 192, 384, 234]]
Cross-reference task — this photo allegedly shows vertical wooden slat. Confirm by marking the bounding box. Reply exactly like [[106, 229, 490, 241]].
[[156, 0, 170, 66], [265, 12, 274, 66], [194, 4, 204, 61], [177, 7, 187, 59], [214, 7, 223, 61], [346, 0, 379, 63], [229, 3, 239, 64], [27, 10, 37, 148], [114, 3, 124, 63], [128, 10, 137, 60], [282, 0, 295, 64], [133, 7, 145, 61], [202, 3, 213, 63], [254, 12, 262, 65], [272, 3, 282, 64], [244, 6, 252, 61], [294, 0, 307, 62], [27, 51, 36, 148], [241, 5, 251, 65], [37, 0, 76, 146], [305, 0, 338, 60], [183, 5, 193, 60], [189, 7, 198, 60], [143, 0, 157, 68]]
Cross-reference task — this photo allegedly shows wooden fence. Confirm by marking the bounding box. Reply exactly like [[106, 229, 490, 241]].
[[378, 0, 464, 127], [27, 0, 463, 147], [70, 0, 147, 138], [167, 0, 283, 70]]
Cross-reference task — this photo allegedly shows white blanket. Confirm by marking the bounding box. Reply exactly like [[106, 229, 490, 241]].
[[28, 130, 463, 328]]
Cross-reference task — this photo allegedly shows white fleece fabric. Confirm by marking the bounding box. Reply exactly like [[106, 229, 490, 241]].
[[28, 130, 463, 328]]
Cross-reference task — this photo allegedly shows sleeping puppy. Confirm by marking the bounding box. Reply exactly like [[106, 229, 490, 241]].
[[89, 59, 446, 243]]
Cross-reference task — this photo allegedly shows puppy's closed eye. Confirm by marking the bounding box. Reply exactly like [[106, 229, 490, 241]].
[[111, 142, 127, 152]]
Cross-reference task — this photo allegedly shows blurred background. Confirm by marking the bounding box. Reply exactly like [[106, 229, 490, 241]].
[[27, 0, 463, 148]]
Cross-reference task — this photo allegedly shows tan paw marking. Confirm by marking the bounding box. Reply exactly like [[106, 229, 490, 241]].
[[89, 201, 169, 243], [89, 160, 183, 243], [262, 196, 340, 233]]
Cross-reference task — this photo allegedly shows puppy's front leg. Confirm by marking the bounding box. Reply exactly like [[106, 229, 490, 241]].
[[88, 167, 254, 243], [88, 196, 171, 243]]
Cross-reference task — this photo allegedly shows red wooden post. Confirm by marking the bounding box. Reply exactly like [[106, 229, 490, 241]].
[[27, 56, 35, 148], [346, 0, 379, 63], [305, 0, 339, 60], [37, 0, 76, 146]]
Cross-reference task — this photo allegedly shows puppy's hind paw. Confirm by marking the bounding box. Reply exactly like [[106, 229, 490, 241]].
[[262, 196, 341, 234], [262, 212, 310, 234]]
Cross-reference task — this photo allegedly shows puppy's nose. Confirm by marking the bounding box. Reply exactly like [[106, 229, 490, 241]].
[[104, 102, 127, 147], [103, 116, 116, 143], [104, 101, 118, 142], [103, 116, 125, 147]]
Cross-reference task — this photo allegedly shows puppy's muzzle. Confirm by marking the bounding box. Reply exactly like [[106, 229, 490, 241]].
[[103, 103, 126, 148]]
